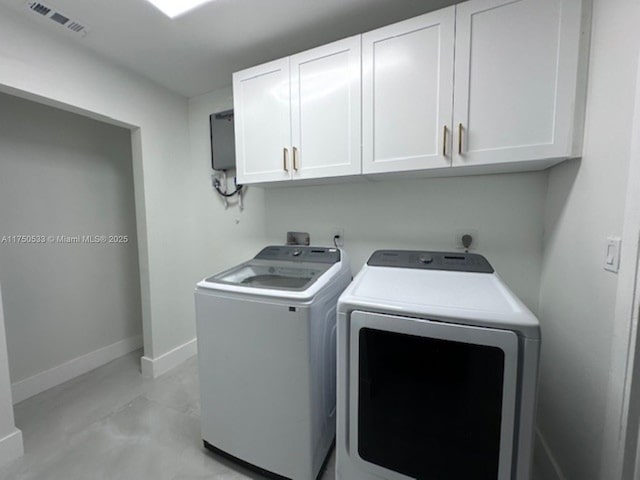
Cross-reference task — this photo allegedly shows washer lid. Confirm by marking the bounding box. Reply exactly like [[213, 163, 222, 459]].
[[196, 246, 348, 300], [351, 267, 516, 312], [204, 261, 330, 292], [339, 263, 540, 339]]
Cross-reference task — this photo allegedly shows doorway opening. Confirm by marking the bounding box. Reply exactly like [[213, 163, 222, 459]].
[[0, 91, 145, 410]]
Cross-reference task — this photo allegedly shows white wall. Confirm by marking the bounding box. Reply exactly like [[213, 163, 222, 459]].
[[187, 88, 269, 275], [537, 0, 640, 478], [263, 173, 547, 312], [0, 92, 141, 385], [0, 5, 197, 373]]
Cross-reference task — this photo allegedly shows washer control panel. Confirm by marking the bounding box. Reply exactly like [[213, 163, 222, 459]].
[[255, 246, 341, 264], [367, 250, 494, 273]]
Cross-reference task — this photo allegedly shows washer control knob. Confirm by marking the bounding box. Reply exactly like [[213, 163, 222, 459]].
[[292, 249, 302, 257], [419, 255, 433, 265]]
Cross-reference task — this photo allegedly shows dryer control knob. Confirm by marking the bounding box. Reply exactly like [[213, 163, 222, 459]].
[[292, 249, 302, 257], [419, 255, 433, 265]]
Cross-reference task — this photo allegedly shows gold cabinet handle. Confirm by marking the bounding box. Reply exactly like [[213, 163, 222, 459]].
[[443, 125, 448, 157], [283, 147, 289, 172], [458, 123, 464, 155], [293, 147, 299, 171]]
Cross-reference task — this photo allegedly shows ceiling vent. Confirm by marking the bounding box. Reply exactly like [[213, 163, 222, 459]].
[[25, 1, 89, 38]]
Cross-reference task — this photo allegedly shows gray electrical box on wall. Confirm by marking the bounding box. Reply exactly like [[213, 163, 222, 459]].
[[210, 109, 236, 171]]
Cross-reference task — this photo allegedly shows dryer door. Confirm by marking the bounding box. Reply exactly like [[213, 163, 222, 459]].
[[349, 311, 519, 480]]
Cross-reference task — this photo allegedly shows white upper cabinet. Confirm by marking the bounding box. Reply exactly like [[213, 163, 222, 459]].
[[234, 37, 361, 185], [452, 0, 584, 167], [232, 0, 587, 184], [362, 8, 455, 174], [234, 58, 292, 184], [290, 37, 362, 180]]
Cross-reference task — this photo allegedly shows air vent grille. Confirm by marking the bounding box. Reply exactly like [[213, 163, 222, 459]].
[[67, 22, 84, 33], [29, 2, 50, 15], [25, 1, 88, 37]]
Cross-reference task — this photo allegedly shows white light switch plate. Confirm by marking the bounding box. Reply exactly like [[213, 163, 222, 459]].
[[604, 236, 621, 273]]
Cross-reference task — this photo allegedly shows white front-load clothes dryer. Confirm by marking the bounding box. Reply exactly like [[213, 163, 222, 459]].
[[336, 250, 540, 480], [195, 245, 351, 480]]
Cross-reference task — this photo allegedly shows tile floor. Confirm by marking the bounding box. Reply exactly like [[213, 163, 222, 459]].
[[0, 351, 543, 480], [0, 351, 335, 480]]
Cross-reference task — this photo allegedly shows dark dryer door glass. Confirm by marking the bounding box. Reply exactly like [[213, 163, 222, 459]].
[[350, 311, 519, 480]]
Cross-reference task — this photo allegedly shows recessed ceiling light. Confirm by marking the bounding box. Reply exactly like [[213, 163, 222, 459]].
[[145, 0, 215, 19]]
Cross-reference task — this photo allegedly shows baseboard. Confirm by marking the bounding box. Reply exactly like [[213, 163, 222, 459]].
[[0, 429, 23, 467], [535, 428, 566, 480], [11, 335, 143, 404], [140, 338, 197, 379]]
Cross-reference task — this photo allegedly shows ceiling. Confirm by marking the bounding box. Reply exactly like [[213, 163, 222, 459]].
[[0, 0, 457, 98]]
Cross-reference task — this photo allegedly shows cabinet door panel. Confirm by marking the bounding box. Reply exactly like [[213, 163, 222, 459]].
[[290, 36, 361, 180], [362, 8, 455, 174], [453, 0, 583, 166], [233, 58, 292, 184]]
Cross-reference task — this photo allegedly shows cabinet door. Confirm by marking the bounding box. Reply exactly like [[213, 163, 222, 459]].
[[290, 36, 362, 180], [362, 8, 455, 174], [233, 58, 292, 184], [452, 0, 583, 167]]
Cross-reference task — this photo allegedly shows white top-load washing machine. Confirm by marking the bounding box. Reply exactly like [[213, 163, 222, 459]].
[[336, 250, 540, 480], [195, 245, 351, 480]]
